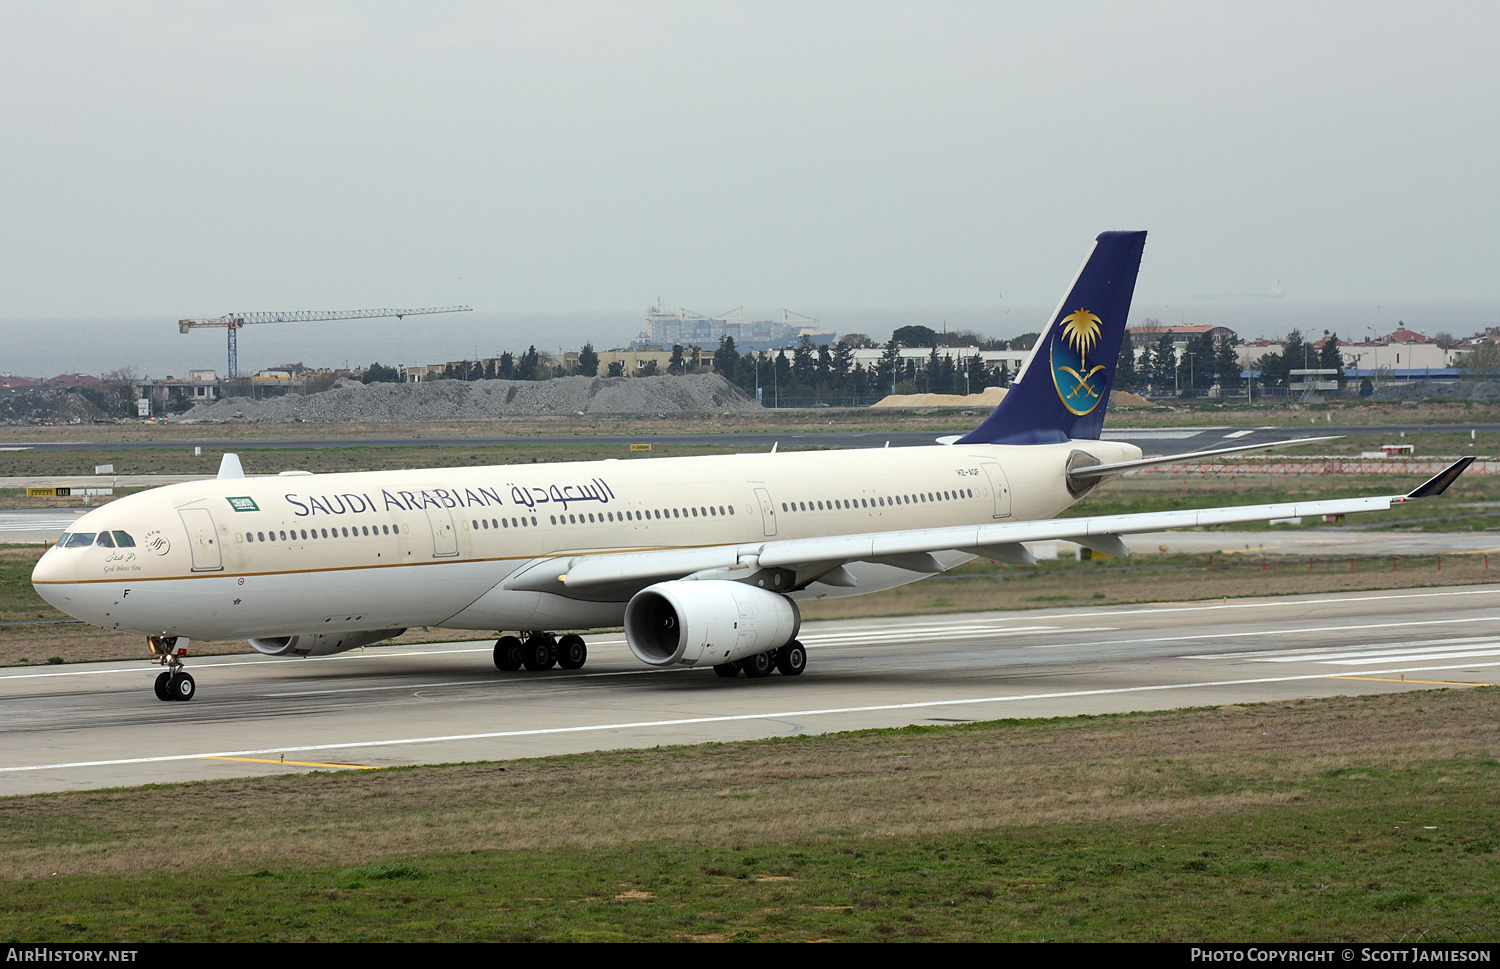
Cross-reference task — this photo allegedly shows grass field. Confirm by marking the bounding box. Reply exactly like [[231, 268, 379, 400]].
[[0, 688, 1495, 941]]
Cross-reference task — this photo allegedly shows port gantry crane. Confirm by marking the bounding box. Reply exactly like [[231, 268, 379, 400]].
[[178, 306, 473, 379]]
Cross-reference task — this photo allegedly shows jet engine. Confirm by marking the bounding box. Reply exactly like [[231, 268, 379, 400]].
[[624, 580, 799, 668], [248, 628, 407, 657]]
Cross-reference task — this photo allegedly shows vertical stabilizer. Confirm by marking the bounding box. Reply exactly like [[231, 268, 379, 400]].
[[957, 230, 1147, 445]]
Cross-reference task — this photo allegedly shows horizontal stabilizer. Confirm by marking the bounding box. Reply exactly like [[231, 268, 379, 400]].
[[1068, 436, 1340, 479]]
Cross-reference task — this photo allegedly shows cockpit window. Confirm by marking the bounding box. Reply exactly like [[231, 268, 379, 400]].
[[95, 531, 116, 548], [112, 531, 135, 547], [64, 532, 96, 548]]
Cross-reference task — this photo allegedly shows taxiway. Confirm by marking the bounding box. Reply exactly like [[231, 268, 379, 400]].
[[1, 584, 1497, 795]]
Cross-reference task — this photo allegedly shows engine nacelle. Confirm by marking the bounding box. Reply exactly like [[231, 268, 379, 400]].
[[248, 628, 407, 657], [624, 580, 800, 668]]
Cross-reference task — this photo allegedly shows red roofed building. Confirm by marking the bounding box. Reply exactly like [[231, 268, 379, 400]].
[[47, 373, 100, 388]]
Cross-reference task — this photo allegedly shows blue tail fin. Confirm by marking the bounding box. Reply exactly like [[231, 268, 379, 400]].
[[957, 230, 1147, 445]]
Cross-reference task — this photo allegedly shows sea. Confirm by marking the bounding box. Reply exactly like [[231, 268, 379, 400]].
[[1, 299, 1496, 380]]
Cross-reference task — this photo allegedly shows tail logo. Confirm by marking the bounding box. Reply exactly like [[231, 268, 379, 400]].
[[1051, 308, 1109, 416]]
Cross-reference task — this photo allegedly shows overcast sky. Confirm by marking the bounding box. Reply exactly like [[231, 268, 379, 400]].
[[2, 1, 1497, 333]]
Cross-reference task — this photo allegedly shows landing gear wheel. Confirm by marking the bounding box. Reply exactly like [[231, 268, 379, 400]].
[[168, 672, 196, 701], [713, 663, 740, 678], [556, 634, 587, 670], [775, 641, 807, 676], [740, 651, 774, 678], [522, 634, 557, 671], [148, 635, 193, 700], [494, 635, 524, 671]]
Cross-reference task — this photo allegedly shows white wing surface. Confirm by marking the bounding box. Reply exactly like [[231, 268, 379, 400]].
[[538, 458, 1473, 598]]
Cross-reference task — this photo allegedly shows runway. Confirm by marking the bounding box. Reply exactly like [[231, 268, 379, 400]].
[[2, 584, 1497, 795]]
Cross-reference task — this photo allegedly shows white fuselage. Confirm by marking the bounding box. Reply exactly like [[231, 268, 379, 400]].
[[31, 439, 1140, 643]]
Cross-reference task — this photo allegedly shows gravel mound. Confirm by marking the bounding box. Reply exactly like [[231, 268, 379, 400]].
[[0, 388, 107, 424], [1368, 380, 1500, 402], [183, 373, 762, 423]]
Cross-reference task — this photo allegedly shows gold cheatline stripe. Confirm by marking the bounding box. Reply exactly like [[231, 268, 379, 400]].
[[32, 541, 722, 586]]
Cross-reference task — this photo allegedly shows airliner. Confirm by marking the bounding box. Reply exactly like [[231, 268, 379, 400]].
[[30, 232, 1471, 701]]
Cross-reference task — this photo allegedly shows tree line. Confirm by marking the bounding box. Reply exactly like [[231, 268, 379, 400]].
[[1112, 325, 1348, 396], [711, 332, 1021, 401]]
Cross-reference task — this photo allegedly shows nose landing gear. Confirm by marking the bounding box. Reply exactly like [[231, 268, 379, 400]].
[[148, 635, 196, 702]]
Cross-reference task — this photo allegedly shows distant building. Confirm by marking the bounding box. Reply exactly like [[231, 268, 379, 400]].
[[1127, 323, 1237, 342], [640, 303, 835, 351], [47, 373, 100, 389]]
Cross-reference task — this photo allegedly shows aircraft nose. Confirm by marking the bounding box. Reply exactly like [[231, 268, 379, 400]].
[[31, 546, 76, 611]]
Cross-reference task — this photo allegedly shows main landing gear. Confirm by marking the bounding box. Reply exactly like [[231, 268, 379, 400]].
[[493, 632, 588, 673], [712, 640, 807, 680], [148, 635, 196, 702]]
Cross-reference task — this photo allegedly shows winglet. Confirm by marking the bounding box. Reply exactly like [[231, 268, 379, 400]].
[[217, 453, 245, 480], [1404, 457, 1474, 500]]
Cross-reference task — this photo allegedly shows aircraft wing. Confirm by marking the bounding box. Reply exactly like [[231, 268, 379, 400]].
[[543, 457, 1474, 596]]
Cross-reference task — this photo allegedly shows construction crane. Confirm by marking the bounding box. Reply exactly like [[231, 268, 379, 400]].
[[178, 306, 473, 379]]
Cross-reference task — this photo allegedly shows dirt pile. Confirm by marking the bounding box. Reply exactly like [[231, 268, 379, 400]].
[[0, 388, 107, 424], [1369, 380, 1500, 402], [183, 373, 762, 423], [871, 387, 1007, 409]]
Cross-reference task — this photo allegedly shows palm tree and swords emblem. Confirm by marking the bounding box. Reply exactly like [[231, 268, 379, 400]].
[[1051, 308, 1108, 415]]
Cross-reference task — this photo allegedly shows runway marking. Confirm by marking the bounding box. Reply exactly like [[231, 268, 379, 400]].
[[1, 665, 1490, 776], [1293, 648, 1500, 666], [1189, 635, 1500, 660], [1018, 587, 1500, 623], [1222, 430, 1256, 439], [1191, 638, 1500, 666], [803, 625, 1118, 645], [202, 756, 377, 770], [1039, 614, 1500, 651], [1189, 638, 1500, 665]]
